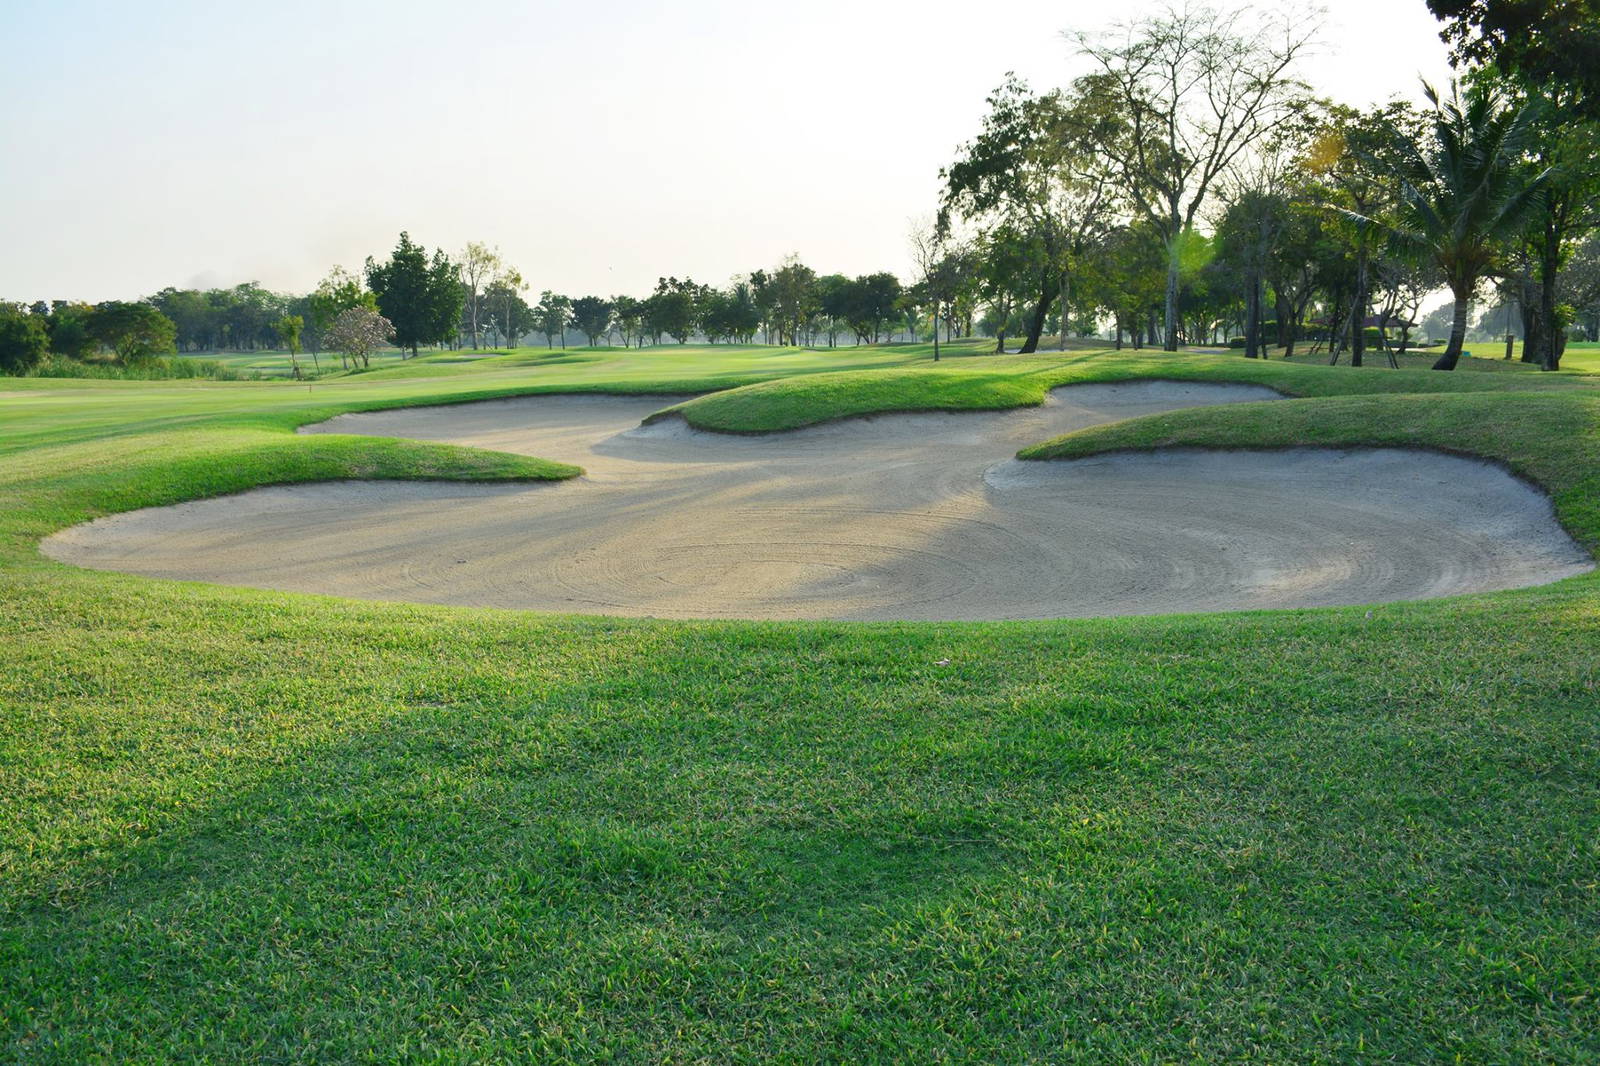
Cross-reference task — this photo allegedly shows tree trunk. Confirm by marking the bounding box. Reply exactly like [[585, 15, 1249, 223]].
[[1017, 280, 1053, 354], [1351, 249, 1369, 368], [1539, 230, 1563, 371], [1520, 292, 1541, 363], [1432, 291, 1470, 370], [1244, 271, 1261, 359], [1059, 273, 1070, 351], [1163, 240, 1180, 351]]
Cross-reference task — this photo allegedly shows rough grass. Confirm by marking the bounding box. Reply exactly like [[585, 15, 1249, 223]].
[[3, 343, 1598, 1063]]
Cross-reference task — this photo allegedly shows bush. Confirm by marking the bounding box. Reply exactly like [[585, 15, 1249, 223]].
[[1227, 337, 1247, 349], [28, 355, 249, 381], [0, 307, 50, 375]]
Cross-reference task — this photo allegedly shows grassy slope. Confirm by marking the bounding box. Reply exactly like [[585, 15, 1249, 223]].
[[659, 346, 1593, 433], [3, 344, 1598, 1063]]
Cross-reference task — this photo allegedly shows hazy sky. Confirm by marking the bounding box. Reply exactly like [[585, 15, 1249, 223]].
[[0, 0, 1456, 303]]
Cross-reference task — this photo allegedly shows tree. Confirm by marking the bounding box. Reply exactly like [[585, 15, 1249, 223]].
[[309, 266, 375, 343], [909, 222, 950, 360], [840, 272, 901, 344], [1073, 5, 1316, 350], [1079, 223, 1168, 349], [1360, 81, 1550, 369], [365, 233, 461, 358], [941, 76, 1118, 353], [1296, 101, 1419, 365], [1215, 190, 1287, 358], [816, 274, 852, 346], [274, 314, 307, 377], [1566, 233, 1600, 341], [699, 285, 761, 344], [484, 270, 532, 346], [44, 302, 95, 359], [457, 242, 502, 350], [612, 295, 645, 347], [147, 287, 217, 352], [1427, 0, 1600, 115], [87, 302, 177, 362], [0, 306, 49, 375], [1504, 79, 1600, 370], [323, 306, 394, 370], [647, 278, 701, 344], [972, 225, 1043, 352], [535, 291, 572, 347], [569, 296, 614, 346], [766, 258, 817, 347], [722, 281, 762, 343]]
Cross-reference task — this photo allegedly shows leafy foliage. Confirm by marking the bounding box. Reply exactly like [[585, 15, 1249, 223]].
[[364, 233, 462, 358], [0, 306, 50, 375]]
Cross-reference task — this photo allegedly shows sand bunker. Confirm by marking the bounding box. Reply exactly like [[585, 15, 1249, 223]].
[[43, 382, 1591, 620]]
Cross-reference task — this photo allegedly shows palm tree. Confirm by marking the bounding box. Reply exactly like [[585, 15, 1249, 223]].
[[1366, 82, 1549, 370]]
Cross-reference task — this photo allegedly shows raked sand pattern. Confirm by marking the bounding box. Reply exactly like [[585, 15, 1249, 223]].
[[43, 382, 1592, 620]]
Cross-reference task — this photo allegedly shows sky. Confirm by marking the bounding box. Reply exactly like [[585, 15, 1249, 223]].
[[0, 0, 1458, 303]]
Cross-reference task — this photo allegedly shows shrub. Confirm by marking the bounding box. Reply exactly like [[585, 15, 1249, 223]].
[[1227, 337, 1247, 349], [29, 355, 249, 381]]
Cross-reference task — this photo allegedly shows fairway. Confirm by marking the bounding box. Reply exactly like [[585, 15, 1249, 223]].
[[44, 382, 1590, 619], [5, 344, 1600, 1063]]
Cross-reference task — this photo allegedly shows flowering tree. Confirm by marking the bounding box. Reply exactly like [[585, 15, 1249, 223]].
[[323, 306, 394, 370]]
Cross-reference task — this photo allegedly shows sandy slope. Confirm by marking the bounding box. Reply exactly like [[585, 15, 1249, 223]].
[[43, 383, 1592, 620]]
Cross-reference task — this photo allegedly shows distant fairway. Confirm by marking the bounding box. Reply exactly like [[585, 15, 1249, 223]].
[[4, 343, 1600, 1062]]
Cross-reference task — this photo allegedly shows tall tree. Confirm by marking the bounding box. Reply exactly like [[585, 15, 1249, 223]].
[[765, 259, 816, 346], [0, 306, 50, 375], [43, 302, 96, 360], [87, 302, 177, 362], [274, 314, 306, 378], [1305, 101, 1418, 365], [457, 242, 502, 350], [484, 270, 532, 346], [365, 233, 460, 358], [647, 278, 702, 344], [816, 274, 852, 347], [940, 76, 1117, 354], [1359, 81, 1550, 369], [1073, 5, 1315, 350], [1427, 0, 1600, 115], [535, 291, 572, 348], [612, 295, 644, 347], [569, 296, 615, 346], [1506, 79, 1600, 370]]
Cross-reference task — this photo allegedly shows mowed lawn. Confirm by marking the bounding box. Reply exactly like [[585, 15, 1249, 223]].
[[3, 344, 1598, 1063]]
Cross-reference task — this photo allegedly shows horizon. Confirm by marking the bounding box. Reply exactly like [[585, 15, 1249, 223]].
[[0, 0, 1456, 304]]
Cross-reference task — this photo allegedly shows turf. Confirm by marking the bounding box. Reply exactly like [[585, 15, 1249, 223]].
[[658, 345, 1592, 433], [3, 343, 1598, 1063]]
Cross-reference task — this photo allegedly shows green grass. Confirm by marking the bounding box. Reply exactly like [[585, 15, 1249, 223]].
[[1559, 341, 1600, 374], [3, 343, 1598, 1062], [1278, 346, 1545, 371], [660, 345, 1592, 433]]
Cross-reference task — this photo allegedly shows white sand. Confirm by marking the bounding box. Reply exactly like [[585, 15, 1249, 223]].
[[42, 382, 1592, 620]]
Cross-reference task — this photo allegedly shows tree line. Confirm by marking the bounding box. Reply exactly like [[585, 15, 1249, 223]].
[[7, 2, 1598, 376], [1, 233, 933, 376], [923, 1, 1600, 371]]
